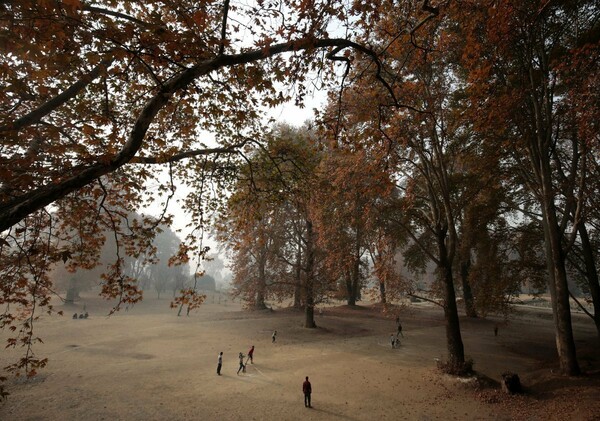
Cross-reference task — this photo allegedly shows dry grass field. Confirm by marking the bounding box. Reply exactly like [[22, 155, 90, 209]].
[[1, 292, 599, 421]]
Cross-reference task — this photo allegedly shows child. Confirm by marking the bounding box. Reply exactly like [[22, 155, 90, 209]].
[[237, 352, 246, 374]]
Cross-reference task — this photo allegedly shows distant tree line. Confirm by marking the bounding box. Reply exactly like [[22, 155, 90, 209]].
[[50, 219, 219, 303]]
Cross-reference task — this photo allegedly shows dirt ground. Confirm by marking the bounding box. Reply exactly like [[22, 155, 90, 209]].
[[1, 292, 599, 421]]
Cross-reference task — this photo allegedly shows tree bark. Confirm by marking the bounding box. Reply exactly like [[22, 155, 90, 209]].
[[255, 250, 267, 310], [294, 235, 303, 309], [460, 259, 478, 318], [345, 229, 362, 306], [345, 272, 357, 306], [578, 224, 600, 340], [438, 230, 465, 367], [379, 280, 387, 304], [540, 188, 580, 375], [304, 219, 316, 328]]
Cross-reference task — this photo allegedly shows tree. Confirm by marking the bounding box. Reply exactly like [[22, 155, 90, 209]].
[[319, 2, 479, 370], [197, 273, 216, 291], [218, 123, 329, 328], [202, 253, 227, 287], [313, 145, 393, 306], [460, 0, 600, 375], [144, 225, 188, 299]]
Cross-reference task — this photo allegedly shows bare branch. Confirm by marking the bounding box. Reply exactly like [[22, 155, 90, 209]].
[[219, 0, 230, 56], [82, 5, 151, 27], [569, 289, 594, 320], [131, 142, 249, 164]]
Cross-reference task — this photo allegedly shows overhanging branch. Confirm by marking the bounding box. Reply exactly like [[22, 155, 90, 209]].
[[0, 37, 413, 232]]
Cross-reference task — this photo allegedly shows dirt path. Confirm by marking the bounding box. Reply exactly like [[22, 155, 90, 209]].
[[1, 294, 598, 420]]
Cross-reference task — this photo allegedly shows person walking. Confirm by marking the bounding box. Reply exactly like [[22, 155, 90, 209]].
[[237, 352, 246, 375], [390, 334, 396, 349], [396, 318, 403, 337], [246, 345, 255, 364], [217, 352, 223, 376], [302, 376, 312, 408], [272, 330, 277, 343]]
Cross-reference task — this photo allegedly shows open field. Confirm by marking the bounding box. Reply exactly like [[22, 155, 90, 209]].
[[1, 292, 599, 421]]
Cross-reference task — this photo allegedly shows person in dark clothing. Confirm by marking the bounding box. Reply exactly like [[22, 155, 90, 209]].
[[302, 376, 312, 408], [217, 352, 223, 375], [237, 352, 246, 374], [396, 319, 403, 337], [246, 345, 255, 364]]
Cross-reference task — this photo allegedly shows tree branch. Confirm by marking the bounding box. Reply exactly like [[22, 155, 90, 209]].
[[131, 142, 249, 164], [0, 58, 113, 133], [82, 5, 151, 27], [569, 289, 594, 320], [0, 37, 399, 232], [219, 0, 230, 56]]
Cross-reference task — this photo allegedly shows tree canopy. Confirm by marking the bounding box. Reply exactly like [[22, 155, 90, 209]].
[[0, 0, 441, 380], [2, 0, 599, 392]]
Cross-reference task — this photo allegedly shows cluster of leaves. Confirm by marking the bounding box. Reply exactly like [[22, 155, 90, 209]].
[[170, 287, 206, 316]]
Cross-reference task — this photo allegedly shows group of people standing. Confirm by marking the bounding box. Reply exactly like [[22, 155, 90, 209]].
[[216, 345, 255, 376], [237, 345, 255, 374], [215, 330, 313, 408], [217, 329, 276, 376]]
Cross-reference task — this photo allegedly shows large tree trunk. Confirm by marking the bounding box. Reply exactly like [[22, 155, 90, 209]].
[[255, 252, 267, 310], [379, 279, 387, 304], [541, 191, 580, 375], [304, 219, 316, 328], [460, 259, 478, 318], [578, 224, 600, 340], [438, 234, 465, 368]]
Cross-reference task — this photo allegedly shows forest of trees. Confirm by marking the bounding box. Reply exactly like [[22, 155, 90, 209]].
[[49, 220, 201, 302], [1, 0, 598, 388], [217, 1, 600, 376]]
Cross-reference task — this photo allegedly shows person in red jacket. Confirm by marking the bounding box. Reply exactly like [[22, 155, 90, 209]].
[[302, 376, 312, 408], [246, 345, 255, 364]]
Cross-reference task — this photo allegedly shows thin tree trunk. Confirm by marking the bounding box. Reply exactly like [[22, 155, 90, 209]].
[[304, 219, 316, 328], [541, 193, 581, 375], [294, 236, 303, 309], [346, 243, 361, 306], [460, 259, 477, 318], [379, 280, 387, 304], [578, 224, 600, 340], [346, 272, 356, 306], [255, 252, 267, 310]]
